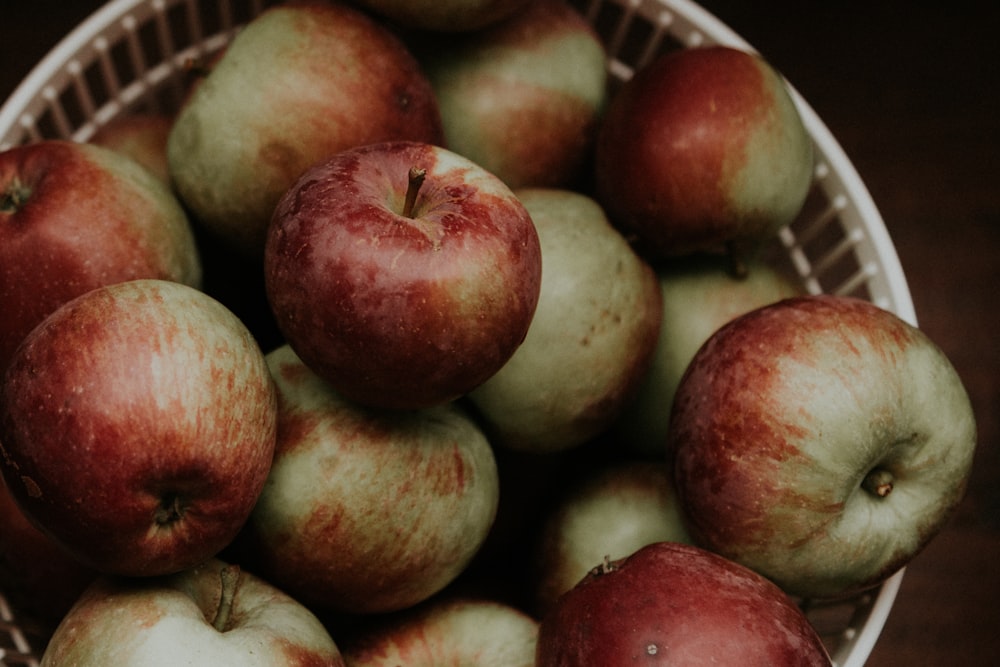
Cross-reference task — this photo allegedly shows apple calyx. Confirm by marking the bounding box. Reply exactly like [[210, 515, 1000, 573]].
[[402, 166, 427, 218], [153, 493, 188, 528], [1, 179, 31, 214], [725, 241, 750, 280], [212, 564, 242, 632], [862, 467, 895, 498]]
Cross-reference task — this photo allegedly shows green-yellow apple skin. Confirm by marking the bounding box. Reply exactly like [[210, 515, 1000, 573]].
[[352, 0, 532, 33], [40, 559, 345, 667], [415, 0, 607, 189], [532, 460, 692, 617], [167, 0, 444, 258], [339, 597, 537, 667], [594, 46, 814, 259], [0, 139, 201, 372], [0, 279, 277, 577], [669, 295, 977, 599], [615, 254, 803, 458], [243, 344, 500, 615], [467, 188, 661, 453]]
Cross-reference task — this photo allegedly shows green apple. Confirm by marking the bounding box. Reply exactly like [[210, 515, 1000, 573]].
[[467, 188, 662, 453], [339, 597, 537, 666], [414, 0, 607, 189], [615, 253, 803, 458], [241, 344, 500, 615], [167, 0, 444, 258], [669, 295, 977, 599], [40, 559, 345, 666], [532, 460, 692, 617]]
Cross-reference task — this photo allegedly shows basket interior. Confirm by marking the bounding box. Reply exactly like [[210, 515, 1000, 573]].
[[0, 1, 912, 665]]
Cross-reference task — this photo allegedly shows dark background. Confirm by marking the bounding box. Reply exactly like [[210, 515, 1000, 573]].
[[3, 1, 998, 664]]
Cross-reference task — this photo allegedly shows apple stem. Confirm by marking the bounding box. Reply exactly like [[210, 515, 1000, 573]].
[[862, 468, 894, 498], [724, 241, 749, 279], [212, 564, 241, 632], [590, 554, 618, 577], [402, 166, 427, 218]]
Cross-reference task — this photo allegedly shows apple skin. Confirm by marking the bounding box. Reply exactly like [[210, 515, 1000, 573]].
[[614, 253, 803, 458], [0, 139, 202, 372], [467, 188, 660, 452], [532, 460, 692, 617], [0, 279, 277, 577], [339, 597, 537, 666], [593, 46, 814, 259], [414, 0, 608, 189], [40, 558, 345, 666], [668, 294, 977, 599], [0, 476, 97, 630], [167, 0, 444, 258], [536, 541, 831, 666], [351, 0, 532, 33], [264, 140, 542, 411], [90, 113, 173, 183], [240, 344, 500, 615]]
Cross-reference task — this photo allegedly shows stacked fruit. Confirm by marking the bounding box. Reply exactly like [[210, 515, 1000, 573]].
[[0, 1, 976, 665]]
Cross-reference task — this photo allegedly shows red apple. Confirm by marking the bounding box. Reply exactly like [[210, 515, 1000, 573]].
[[614, 253, 803, 458], [0, 139, 202, 372], [593, 45, 814, 260], [240, 344, 500, 615], [668, 295, 977, 599], [414, 0, 608, 189], [536, 541, 831, 666], [532, 460, 691, 617], [40, 559, 345, 666], [264, 140, 542, 410], [467, 187, 661, 452], [167, 0, 445, 258], [90, 113, 173, 183], [0, 476, 97, 630], [339, 597, 537, 666], [351, 0, 532, 33], [0, 279, 277, 577]]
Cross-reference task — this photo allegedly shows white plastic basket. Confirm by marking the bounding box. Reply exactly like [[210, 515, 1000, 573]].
[[0, 0, 910, 665]]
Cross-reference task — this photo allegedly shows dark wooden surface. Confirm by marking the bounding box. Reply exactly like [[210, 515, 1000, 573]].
[[3, 1, 998, 664]]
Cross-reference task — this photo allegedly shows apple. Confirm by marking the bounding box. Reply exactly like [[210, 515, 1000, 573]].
[[167, 0, 445, 258], [532, 460, 692, 617], [0, 139, 202, 372], [0, 476, 97, 630], [536, 541, 831, 666], [593, 45, 814, 261], [264, 140, 542, 411], [239, 344, 500, 615], [40, 558, 345, 666], [90, 113, 173, 183], [668, 294, 977, 599], [614, 253, 803, 458], [413, 0, 608, 189], [0, 279, 277, 577], [338, 597, 537, 666], [350, 0, 532, 33], [466, 187, 660, 452]]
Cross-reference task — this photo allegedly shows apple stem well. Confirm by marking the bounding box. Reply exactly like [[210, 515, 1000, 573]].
[[402, 166, 427, 218], [212, 564, 242, 632], [862, 468, 895, 498]]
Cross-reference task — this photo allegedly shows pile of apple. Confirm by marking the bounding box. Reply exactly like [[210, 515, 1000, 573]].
[[0, 0, 977, 665]]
